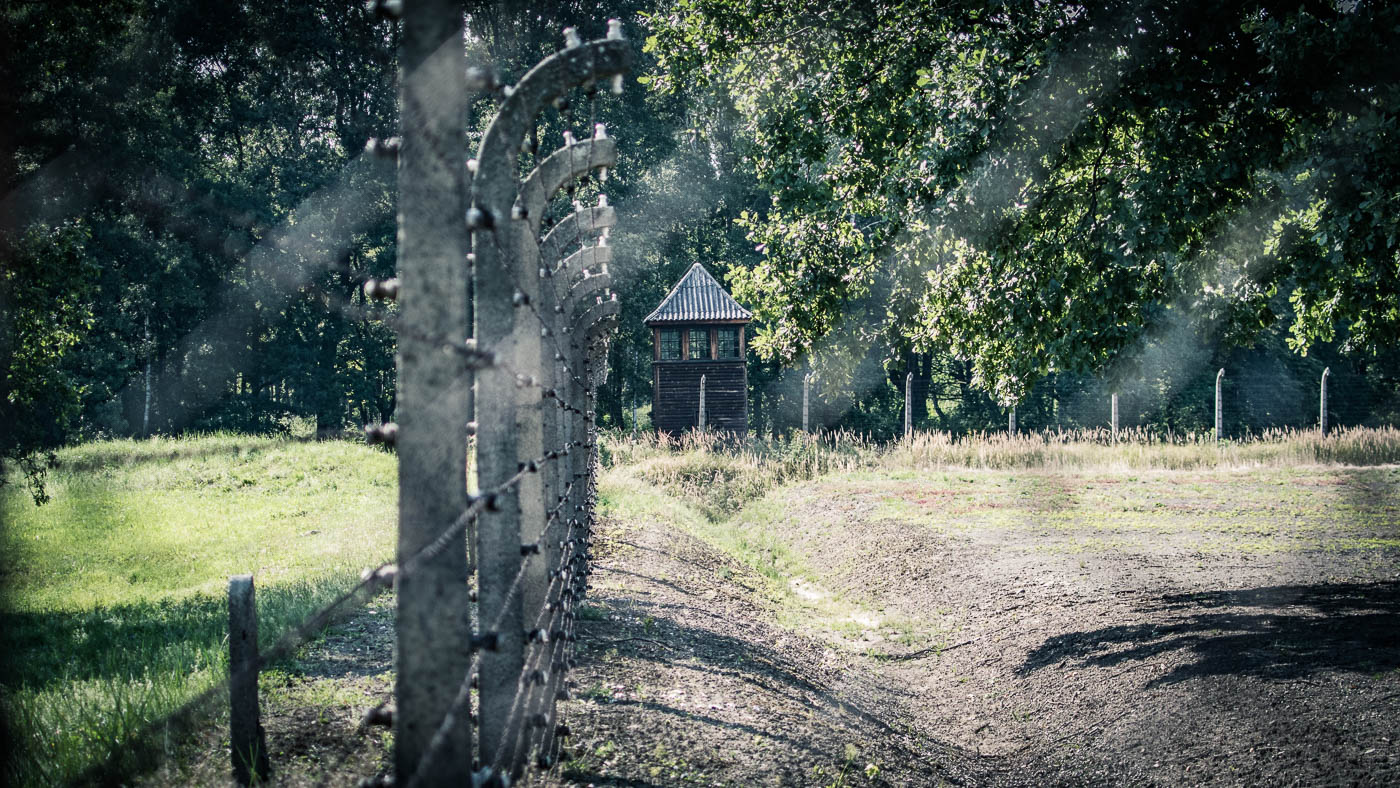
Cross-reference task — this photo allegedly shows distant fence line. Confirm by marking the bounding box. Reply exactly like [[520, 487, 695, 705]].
[[884, 366, 1377, 442]]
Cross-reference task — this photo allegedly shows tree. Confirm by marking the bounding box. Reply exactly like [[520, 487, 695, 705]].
[[0, 223, 98, 502], [2, 0, 401, 455], [645, 0, 1400, 406]]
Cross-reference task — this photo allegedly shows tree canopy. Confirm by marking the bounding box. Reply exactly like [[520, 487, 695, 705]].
[[645, 0, 1400, 404], [1, 0, 402, 499], [5, 0, 1400, 491]]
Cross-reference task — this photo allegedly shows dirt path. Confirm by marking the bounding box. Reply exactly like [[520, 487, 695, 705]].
[[542, 466, 1400, 787], [542, 515, 1012, 787]]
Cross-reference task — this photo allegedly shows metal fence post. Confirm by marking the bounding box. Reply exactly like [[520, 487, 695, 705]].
[[802, 372, 812, 433], [1321, 366, 1331, 435], [228, 575, 270, 786], [904, 371, 913, 441], [393, 0, 474, 783], [1215, 368, 1225, 443]]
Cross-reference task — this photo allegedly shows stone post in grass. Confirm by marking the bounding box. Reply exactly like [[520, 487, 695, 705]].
[[698, 374, 706, 432], [904, 372, 913, 441], [802, 372, 812, 434], [228, 574, 270, 786]]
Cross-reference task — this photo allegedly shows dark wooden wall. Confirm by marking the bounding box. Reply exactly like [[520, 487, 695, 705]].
[[653, 361, 747, 434]]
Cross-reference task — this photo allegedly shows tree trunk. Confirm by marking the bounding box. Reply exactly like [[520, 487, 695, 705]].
[[929, 379, 948, 427]]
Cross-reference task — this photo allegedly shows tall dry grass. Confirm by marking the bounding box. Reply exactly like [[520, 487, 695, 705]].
[[601, 426, 1400, 519]]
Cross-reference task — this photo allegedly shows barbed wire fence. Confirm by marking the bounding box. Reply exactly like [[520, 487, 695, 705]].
[[796, 362, 1400, 441], [381, 4, 630, 785], [64, 7, 631, 788]]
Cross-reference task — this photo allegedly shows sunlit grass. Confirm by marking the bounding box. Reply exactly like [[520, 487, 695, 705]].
[[0, 433, 397, 787]]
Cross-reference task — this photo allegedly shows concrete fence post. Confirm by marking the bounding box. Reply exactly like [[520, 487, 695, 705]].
[[1320, 367, 1331, 435], [1215, 368, 1225, 443], [1009, 404, 1016, 434], [802, 372, 812, 434], [469, 25, 630, 779], [228, 574, 270, 786], [698, 374, 707, 431], [904, 372, 913, 441], [1111, 393, 1119, 442], [392, 0, 474, 782]]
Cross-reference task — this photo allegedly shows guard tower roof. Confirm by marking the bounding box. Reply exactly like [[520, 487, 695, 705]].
[[644, 263, 753, 325]]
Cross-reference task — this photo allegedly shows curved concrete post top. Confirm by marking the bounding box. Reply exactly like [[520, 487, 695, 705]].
[[552, 242, 612, 281], [569, 298, 621, 351], [520, 139, 617, 235], [471, 39, 631, 217], [564, 269, 612, 318], [541, 204, 617, 266]]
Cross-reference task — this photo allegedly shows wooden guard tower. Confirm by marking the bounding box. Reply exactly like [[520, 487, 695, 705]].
[[645, 263, 752, 434]]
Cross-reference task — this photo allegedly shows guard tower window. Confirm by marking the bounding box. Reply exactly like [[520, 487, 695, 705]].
[[660, 329, 681, 360], [717, 327, 740, 359], [688, 328, 710, 360]]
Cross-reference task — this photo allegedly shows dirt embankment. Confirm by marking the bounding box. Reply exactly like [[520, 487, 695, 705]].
[[544, 467, 1400, 787], [545, 520, 1010, 787]]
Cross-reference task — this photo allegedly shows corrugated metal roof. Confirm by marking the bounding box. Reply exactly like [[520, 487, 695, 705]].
[[644, 263, 753, 324]]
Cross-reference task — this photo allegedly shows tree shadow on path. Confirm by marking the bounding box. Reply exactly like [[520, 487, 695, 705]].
[[1018, 581, 1400, 686], [566, 568, 1003, 787]]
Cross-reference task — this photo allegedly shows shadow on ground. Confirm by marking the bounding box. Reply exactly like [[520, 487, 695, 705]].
[[560, 561, 1005, 787], [1019, 581, 1400, 686]]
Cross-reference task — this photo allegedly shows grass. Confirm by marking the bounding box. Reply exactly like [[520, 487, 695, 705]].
[[597, 439, 917, 648], [0, 433, 397, 787], [606, 425, 1400, 482], [600, 424, 1400, 528]]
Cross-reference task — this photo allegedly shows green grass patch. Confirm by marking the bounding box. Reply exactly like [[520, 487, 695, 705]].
[[0, 433, 397, 787], [603, 425, 1400, 484]]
